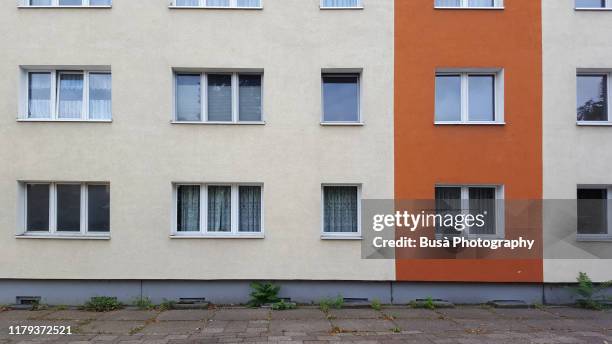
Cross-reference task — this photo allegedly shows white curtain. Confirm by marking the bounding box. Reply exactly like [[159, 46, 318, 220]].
[[28, 73, 51, 118], [176, 0, 199, 6], [58, 73, 83, 119], [89, 73, 112, 120], [206, 0, 229, 6], [324, 186, 358, 233], [178, 185, 200, 232], [237, 0, 260, 7], [322, 0, 361, 7], [208, 186, 231, 232], [207, 74, 232, 121], [238, 75, 261, 121], [239, 186, 261, 232], [468, 0, 495, 6]]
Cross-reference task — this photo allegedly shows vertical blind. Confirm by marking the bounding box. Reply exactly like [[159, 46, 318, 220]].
[[58, 73, 84, 119], [28, 73, 51, 118], [208, 75, 232, 121], [89, 73, 112, 120], [322, 0, 361, 7]]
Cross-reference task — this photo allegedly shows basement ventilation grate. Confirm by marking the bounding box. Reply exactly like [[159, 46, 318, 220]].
[[16, 296, 41, 305], [178, 297, 207, 304]]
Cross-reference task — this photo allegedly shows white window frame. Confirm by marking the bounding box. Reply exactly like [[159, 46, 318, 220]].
[[575, 0, 612, 10], [321, 72, 363, 125], [20, 0, 112, 7], [576, 185, 612, 241], [435, 69, 504, 125], [20, 69, 112, 122], [173, 72, 264, 124], [435, 185, 505, 239], [434, 0, 504, 9], [170, 0, 263, 9], [17, 182, 110, 239], [171, 183, 264, 238], [320, 0, 363, 9], [321, 184, 362, 240], [576, 71, 612, 125]]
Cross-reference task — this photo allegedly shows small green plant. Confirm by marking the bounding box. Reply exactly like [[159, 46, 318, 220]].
[[391, 326, 401, 333], [247, 281, 280, 307], [133, 297, 154, 310], [271, 300, 296, 311], [411, 297, 436, 310], [84, 296, 123, 312], [570, 272, 612, 310], [157, 299, 176, 311], [371, 298, 382, 311], [319, 295, 344, 312]]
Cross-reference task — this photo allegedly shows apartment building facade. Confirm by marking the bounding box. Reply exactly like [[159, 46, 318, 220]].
[[0, 0, 611, 306]]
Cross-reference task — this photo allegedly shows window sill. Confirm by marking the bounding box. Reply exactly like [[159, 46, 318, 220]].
[[170, 233, 264, 239], [435, 121, 505, 125], [321, 235, 362, 240], [577, 121, 612, 126], [320, 122, 364, 126], [16, 233, 110, 240], [320, 7, 364, 10], [18, 5, 111, 8], [17, 118, 112, 123], [434, 6, 504, 10], [575, 8, 612, 11], [171, 121, 265, 125], [576, 235, 612, 242], [168, 6, 262, 10]]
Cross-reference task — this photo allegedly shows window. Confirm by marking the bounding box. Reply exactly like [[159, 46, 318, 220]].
[[435, 0, 503, 8], [435, 70, 503, 124], [322, 185, 361, 237], [22, 70, 111, 121], [575, 0, 612, 9], [172, 0, 261, 8], [322, 74, 361, 123], [22, 0, 111, 7], [173, 184, 263, 237], [435, 185, 504, 238], [21, 183, 110, 236], [577, 73, 610, 123], [174, 72, 262, 123], [320, 0, 363, 9], [577, 186, 612, 240]]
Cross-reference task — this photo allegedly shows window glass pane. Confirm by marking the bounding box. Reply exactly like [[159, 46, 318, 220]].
[[577, 75, 608, 121], [468, 187, 496, 235], [207, 74, 232, 122], [239, 75, 262, 121], [576, 0, 606, 8], [26, 184, 49, 232], [89, 0, 111, 5], [324, 186, 358, 233], [176, 0, 199, 5], [239, 186, 261, 232], [177, 185, 200, 232], [468, 75, 495, 121], [237, 0, 260, 6], [435, 187, 462, 236], [59, 0, 83, 5], [57, 184, 81, 232], [176, 74, 201, 121], [28, 72, 51, 118], [435, 0, 461, 6], [206, 0, 229, 6], [89, 73, 112, 120], [322, 0, 361, 7], [29, 0, 52, 5], [58, 73, 84, 119], [577, 189, 608, 235], [208, 186, 231, 232], [468, 0, 495, 7], [88, 185, 110, 232], [435, 75, 461, 121], [322, 74, 360, 122]]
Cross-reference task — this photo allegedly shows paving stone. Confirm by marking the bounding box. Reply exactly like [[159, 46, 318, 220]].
[[43, 310, 103, 320], [332, 319, 396, 333], [213, 309, 269, 321], [270, 309, 327, 320], [436, 307, 495, 320], [139, 321, 205, 335], [453, 318, 533, 333], [491, 308, 559, 320], [382, 308, 439, 320], [98, 310, 159, 321], [327, 309, 382, 319], [78, 320, 146, 335], [392, 319, 462, 333], [0, 311, 54, 321], [269, 320, 331, 334], [156, 310, 214, 321], [544, 307, 605, 319]]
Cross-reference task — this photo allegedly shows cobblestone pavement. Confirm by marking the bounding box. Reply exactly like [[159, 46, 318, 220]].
[[0, 306, 610, 343]]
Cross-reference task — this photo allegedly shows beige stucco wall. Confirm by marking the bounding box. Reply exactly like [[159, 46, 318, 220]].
[[542, 0, 612, 282], [0, 0, 395, 280]]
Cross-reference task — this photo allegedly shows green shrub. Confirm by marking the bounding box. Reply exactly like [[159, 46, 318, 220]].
[[157, 299, 176, 311], [84, 297, 123, 312], [319, 295, 344, 312], [570, 272, 612, 310], [371, 298, 382, 311], [248, 281, 280, 307], [271, 300, 296, 311], [411, 297, 436, 310], [133, 297, 154, 310]]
